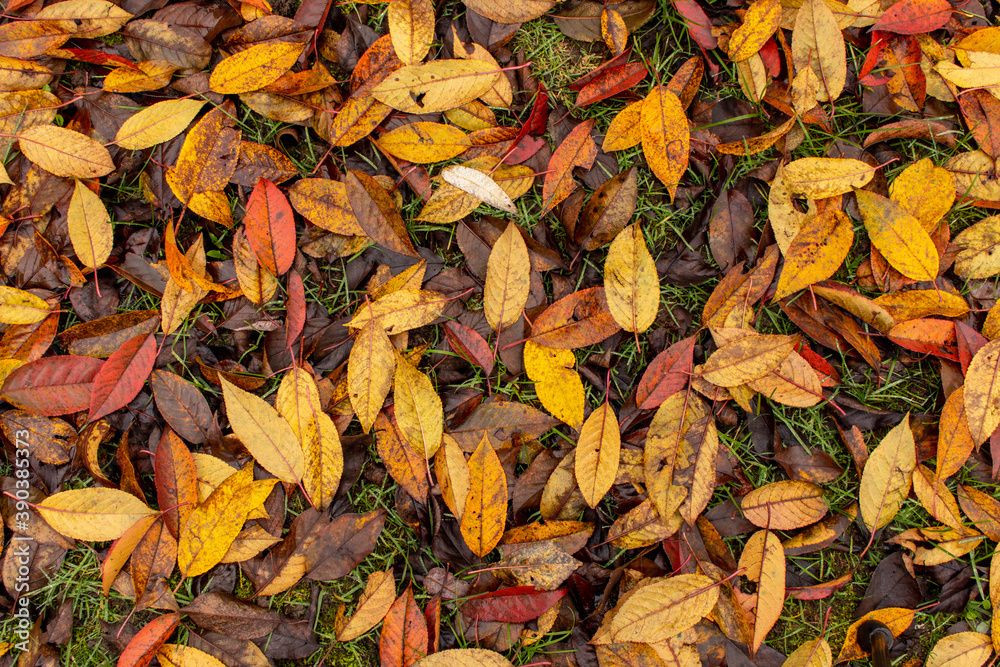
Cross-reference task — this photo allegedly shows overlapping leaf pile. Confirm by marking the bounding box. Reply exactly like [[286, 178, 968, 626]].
[[3, 0, 1000, 664]]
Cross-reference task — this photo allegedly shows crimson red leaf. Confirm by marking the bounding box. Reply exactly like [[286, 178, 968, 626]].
[[88, 332, 158, 422], [521, 83, 549, 137], [245, 178, 295, 276], [576, 62, 648, 107], [673, 0, 718, 50], [285, 270, 306, 349], [116, 613, 179, 667], [956, 320, 987, 376], [444, 321, 494, 375], [872, 0, 951, 34], [1, 355, 104, 416], [62, 48, 139, 70], [636, 335, 696, 410], [460, 586, 566, 622]]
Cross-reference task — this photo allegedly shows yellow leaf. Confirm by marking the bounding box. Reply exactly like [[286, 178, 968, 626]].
[[158, 644, 226, 667], [736, 52, 769, 103], [925, 632, 992, 667], [604, 223, 658, 334], [890, 157, 955, 230], [791, 0, 846, 101], [728, 0, 782, 62], [602, 99, 643, 151], [103, 60, 177, 93], [336, 569, 397, 641], [575, 401, 620, 508], [36, 0, 132, 38], [232, 228, 278, 305], [524, 340, 584, 430], [275, 366, 323, 439], [741, 480, 828, 530], [348, 321, 396, 433], [0, 56, 52, 91], [160, 277, 205, 335], [746, 350, 823, 407], [966, 338, 1000, 444], [860, 415, 916, 529], [319, 93, 392, 147], [435, 434, 470, 520], [460, 0, 555, 22], [302, 412, 343, 511], [769, 162, 810, 255], [836, 608, 914, 663], [640, 87, 689, 202], [609, 574, 719, 643], [701, 330, 797, 387], [874, 290, 969, 321], [601, 8, 628, 56], [288, 178, 363, 235], [412, 648, 514, 667], [739, 530, 785, 654], [210, 42, 305, 94], [375, 410, 429, 500], [36, 488, 156, 541], [115, 98, 205, 150], [938, 387, 975, 479], [484, 222, 530, 331], [378, 121, 470, 163], [451, 27, 512, 107], [782, 638, 832, 667], [388, 0, 434, 65], [0, 286, 50, 325], [372, 60, 500, 113], [782, 157, 873, 198], [856, 189, 939, 282], [912, 465, 964, 530], [18, 124, 114, 178], [68, 181, 112, 271], [460, 434, 507, 557], [954, 215, 1000, 279], [774, 209, 852, 298], [220, 376, 304, 483], [394, 353, 443, 458], [346, 289, 450, 334]]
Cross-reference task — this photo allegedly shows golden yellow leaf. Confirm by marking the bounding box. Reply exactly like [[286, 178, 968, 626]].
[[966, 338, 1000, 444], [736, 52, 769, 103], [346, 289, 449, 335], [957, 485, 1000, 541], [609, 498, 682, 548], [18, 124, 114, 178], [36, 488, 156, 542], [782, 157, 873, 199], [232, 228, 278, 305], [609, 574, 719, 644], [791, 0, 846, 101], [435, 434, 470, 520], [484, 222, 531, 331], [640, 87, 689, 202], [160, 277, 205, 336], [604, 222, 658, 334], [276, 367, 323, 439], [601, 8, 628, 56], [36, 0, 132, 37], [336, 569, 397, 641], [210, 42, 305, 94], [68, 181, 112, 271], [158, 644, 226, 667], [602, 99, 643, 152], [856, 189, 939, 282], [741, 481, 828, 530], [388, 0, 435, 65], [103, 60, 177, 93], [348, 321, 396, 433], [769, 163, 810, 255], [0, 21, 71, 59], [0, 56, 53, 91], [925, 632, 992, 667], [954, 215, 1000, 279], [412, 648, 514, 667], [394, 353, 443, 458], [288, 178, 363, 235], [860, 415, 916, 529], [782, 638, 832, 667], [301, 412, 343, 511], [319, 93, 392, 147], [874, 290, 968, 321], [728, 0, 782, 62], [912, 465, 964, 530], [746, 350, 823, 408], [524, 340, 584, 430], [774, 209, 852, 298], [372, 60, 500, 113], [890, 158, 955, 230], [220, 376, 304, 484], [115, 98, 205, 150], [377, 121, 470, 164], [451, 27, 512, 107], [460, 434, 507, 557], [836, 608, 914, 663], [938, 387, 975, 479], [0, 286, 50, 325], [739, 529, 785, 654], [575, 401, 620, 508], [701, 330, 797, 387]]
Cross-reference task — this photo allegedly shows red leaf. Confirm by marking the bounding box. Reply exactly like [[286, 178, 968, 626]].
[[575, 62, 648, 107], [888, 319, 958, 361], [116, 613, 179, 667], [636, 335, 696, 410], [245, 178, 295, 276], [61, 48, 139, 70], [873, 0, 951, 34], [380, 587, 428, 667], [444, 321, 494, 375], [285, 270, 306, 349], [424, 594, 440, 655], [0, 355, 104, 416], [522, 83, 549, 136], [759, 38, 781, 78], [673, 0, 718, 50], [460, 586, 566, 623], [956, 320, 987, 375], [569, 49, 632, 91], [154, 429, 198, 539], [88, 332, 158, 422]]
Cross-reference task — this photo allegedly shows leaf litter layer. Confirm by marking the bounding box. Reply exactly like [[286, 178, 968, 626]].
[[0, 0, 999, 665]]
